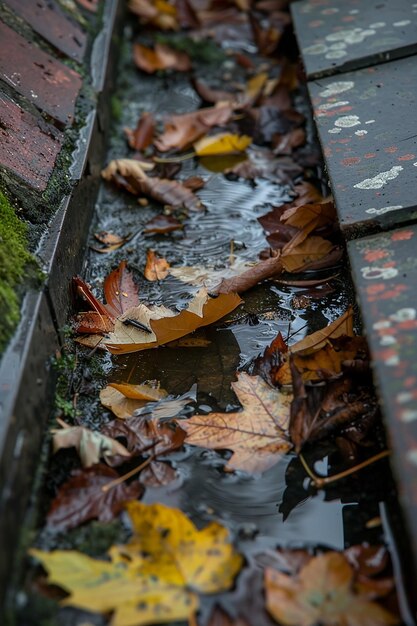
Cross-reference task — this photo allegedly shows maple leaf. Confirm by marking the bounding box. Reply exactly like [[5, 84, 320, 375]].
[[144, 249, 170, 281], [104, 287, 242, 354], [154, 104, 234, 152], [46, 464, 143, 532], [100, 382, 168, 419], [31, 502, 243, 626], [180, 372, 292, 473], [52, 422, 131, 468], [194, 133, 252, 156], [133, 43, 191, 73], [102, 158, 204, 211], [265, 552, 399, 626]]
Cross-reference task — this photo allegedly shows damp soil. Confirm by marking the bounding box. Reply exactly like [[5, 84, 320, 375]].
[[7, 11, 416, 626]]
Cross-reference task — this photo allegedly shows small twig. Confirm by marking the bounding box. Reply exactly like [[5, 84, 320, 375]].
[[55, 417, 69, 429], [101, 456, 154, 493], [299, 450, 391, 489], [230, 239, 235, 266], [153, 152, 196, 163]]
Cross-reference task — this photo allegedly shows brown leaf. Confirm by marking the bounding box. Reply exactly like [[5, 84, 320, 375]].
[[104, 288, 242, 354], [103, 260, 140, 319], [129, 0, 178, 29], [91, 230, 132, 253], [281, 235, 334, 273], [124, 112, 155, 150], [281, 200, 336, 234], [133, 43, 191, 74], [292, 308, 354, 356], [192, 78, 235, 104], [175, 0, 200, 28], [52, 423, 131, 468], [182, 176, 206, 191], [273, 127, 306, 154], [103, 415, 185, 457], [46, 465, 143, 532], [144, 249, 171, 281], [216, 253, 283, 294], [265, 552, 399, 626], [180, 372, 292, 473], [143, 214, 184, 234], [140, 461, 178, 487], [253, 331, 288, 386], [249, 12, 281, 55], [100, 382, 168, 419], [102, 158, 204, 211], [154, 104, 234, 152], [73, 311, 114, 335]]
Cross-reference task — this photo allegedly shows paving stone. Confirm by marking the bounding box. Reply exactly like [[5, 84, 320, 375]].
[[308, 56, 417, 235], [0, 94, 63, 191], [4, 0, 87, 62], [0, 22, 82, 126], [348, 224, 417, 564], [292, 0, 417, 78]]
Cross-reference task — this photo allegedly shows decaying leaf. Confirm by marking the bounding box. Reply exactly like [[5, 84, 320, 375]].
[[154, 104, 234, 152], [129, 0, 178, 30], [100, 382, 168, 419], [31, 502, 243, 626], [103, 414, 185, 457], [144, 249, 170, 281], [133, 43, 191, 73], [102, 158, 204, 211], [143, 214, 184, 234], [124, 112, 155, 150], [180, 372, 292, 472], [169, 260, 253, 291], [92, 230, 132, 253], [104, 288, 242, 354], [140, 461, 179, 487], [194, 133, 252, 156], [46, 465, 143, 532], [52, 422, 131, 468], [265, 551, 398, 626]]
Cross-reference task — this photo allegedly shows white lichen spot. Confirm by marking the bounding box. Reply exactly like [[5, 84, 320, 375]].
[[365, 119, 376, 124], [334, 115, 361, 128], [349, 9, 359, 14], [397, 391, 414, 404], [319, 81, 355, 97], [317, 100, 349, 111], [304, 43, 328, 55], [328, 42, 347, 50], [361, 266, 398, 280], [403, 412, 417, 425], [328, 128, 342, 134], [354, 166, 403, 190], [366, 205, 403, 215], [373, 320, 391, 330], [390, 308, 416, 322], [413, 162, 417, 167], [355, 129, 368, 136], [369, 22, 386, 28], [380, 335, 396, 346], [393, 20, 411, 27], [325, 50, 348, 59]]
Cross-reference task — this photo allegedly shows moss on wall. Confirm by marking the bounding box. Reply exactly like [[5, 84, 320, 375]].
[[0, 190, 34, 352]]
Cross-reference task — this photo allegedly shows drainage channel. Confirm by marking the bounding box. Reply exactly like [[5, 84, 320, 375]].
[[6, 3, 416, 626]]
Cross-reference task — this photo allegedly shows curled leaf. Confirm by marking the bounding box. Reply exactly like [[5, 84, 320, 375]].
[[133, 43, 191, 73], [144, 249, 170, 281], [194, 133, 252, 156], [52, 423, 131, 468]]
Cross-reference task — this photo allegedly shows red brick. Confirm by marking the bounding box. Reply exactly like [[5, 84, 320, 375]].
[[0, 94, 63, 191], [4, 0, 87, 62], [0, 22, 82, 126]]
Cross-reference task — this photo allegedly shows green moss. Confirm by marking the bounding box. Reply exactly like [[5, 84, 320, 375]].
[[111, 94, 123, 121], [155, 33, 226, 64], [0, 190, 34, 352]]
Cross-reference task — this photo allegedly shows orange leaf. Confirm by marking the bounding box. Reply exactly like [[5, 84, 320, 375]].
[[144, 250, 170, 281], [133, 43, 190, 73]]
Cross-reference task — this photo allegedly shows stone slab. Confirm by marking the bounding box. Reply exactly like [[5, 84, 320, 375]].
[[0, 93, 63, 191], [292, 0, 417, 78], [348, 224, 417, 570], [4, 0, 87, 62], [308, 56, 417, 235], [0, 21, 82, 126]]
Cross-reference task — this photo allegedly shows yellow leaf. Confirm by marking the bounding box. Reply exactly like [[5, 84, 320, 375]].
[[194, 133, 252, 156], [30, 503, 242, 626], [181, 372, 292, 472], [265, 552, 399, 626], [100, 382, 168, 419]]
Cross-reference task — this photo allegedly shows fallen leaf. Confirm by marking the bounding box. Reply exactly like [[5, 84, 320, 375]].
[[265, 552, 398, 626], [104, 260, 140, 319], [32, 503, 243, 625], [175, 0, 200, 28], [140, 460, 178, 487], [281, 235, 334, 273], [154, 104, 234, 152], [292, 308, 354, 356], [216, 253, 283, 294], [104, 288, 241, 354], [144, 249, 170, 281], [91, 230, 132, 253], [273, 127, 306, 154], [46, 465, 143, 532], [102, 158, 204, 211], [192, 77, 235, 104], [52, 422, 131, 468], [143, 214, 184, 234], [253, 331, 288, 386], [180, 372, 292, 472], [124, 112, 155, 150], [194, 133, 252, 156], [281, 200, 336, 234], [183, 175, 206, 190], [133, 43, 191, 73], [249, 11, 282, 55], [129, 0, 178, 29], [102, 414, 186, 456], [100, 382, 168, 419]]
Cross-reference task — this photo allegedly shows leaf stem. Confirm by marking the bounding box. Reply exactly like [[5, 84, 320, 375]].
[[299, 450, 391, 489], [101, 456, 154, 492], [153, 152, 196, 163]]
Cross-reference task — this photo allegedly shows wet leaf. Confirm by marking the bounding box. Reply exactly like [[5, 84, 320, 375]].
[[154, 104, 234, 152], [91, 230, 132, 253], [144, 249, 170, 281], [143, 214, 184, 234], [124, 112, 155, 150], [104, 288, 242, 354], [140, 460, 178, 487], [181, 372, 292, 472], [281, 235, 334, 273], [103, 260, 140, 319], [100, 382, 168, 419], [292, 308, 354, 356], [102, 158, 204, 211], [192, 77, 235, 104], [52, 422, 131, 468], [133, 43, 191, 73], [129, 0, 178, 30], [194, 133, 252, 156], [31, 503, 243, 626], [46, 465, 143, 532], [281, 200, 336, 234], [265, 552, 399, 626], [169, 260, 253, 291], [249, 11, 282, 55], [103, 414, 185, 457], [216, 253, 283, 294]]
